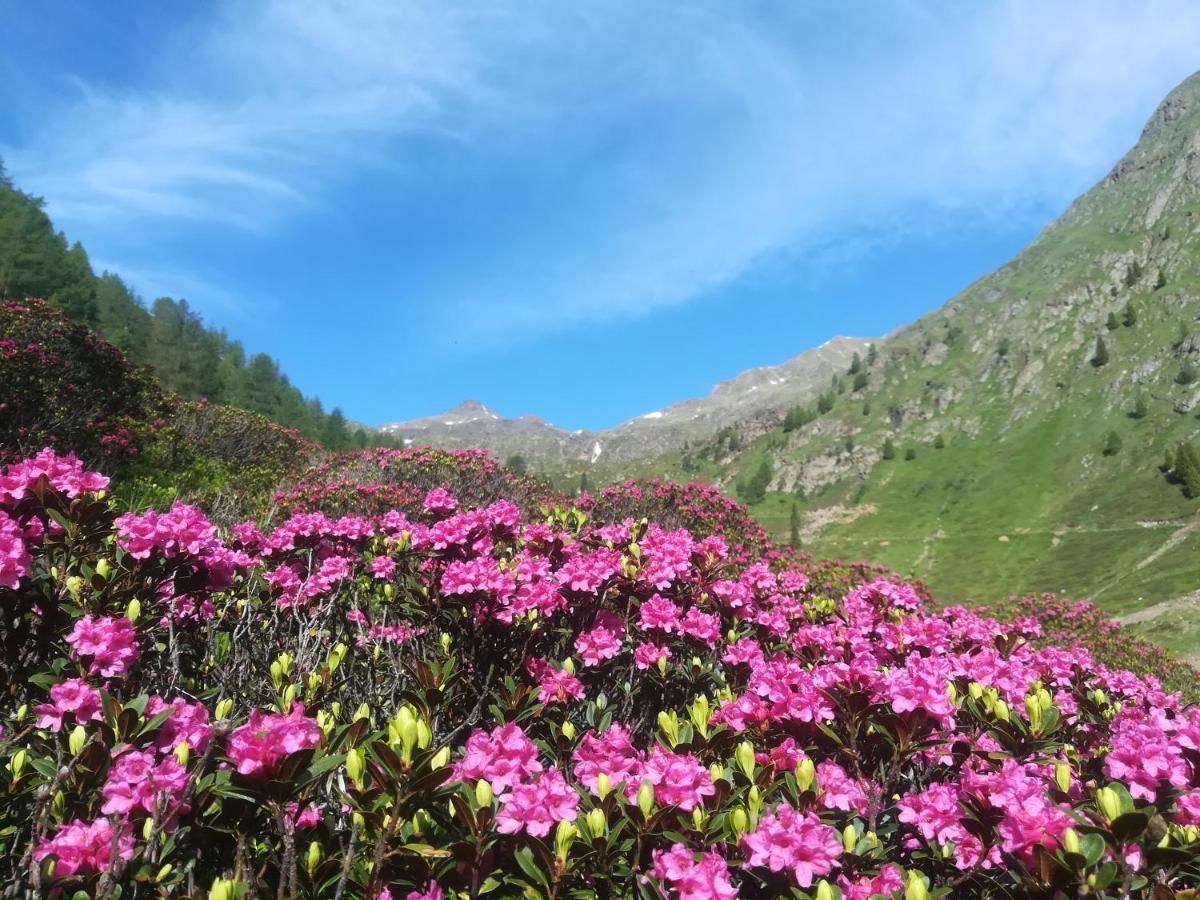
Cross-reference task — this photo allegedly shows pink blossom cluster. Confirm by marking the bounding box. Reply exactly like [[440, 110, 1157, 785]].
[[34, 677, 102, 732], [495, 769, 580, 837], [742, 804, 843, 888], [66, 615, 139, 678], [0, 510, 31, 590], [651, 844, 738, 900], [0, 448, 109, 506], [33, 818, 133, 878], [226, 705, 322, 777]]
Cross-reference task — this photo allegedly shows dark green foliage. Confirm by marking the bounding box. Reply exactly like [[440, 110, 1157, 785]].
[[736, 456, 772, 504], [997, 337, 1010, 357], [782, 405, 816, 432], [1177, 359, 1198, 385], [1102, 430, 1122, 457], [578, 471, 589, 495], [505, 453, 528, 474], [866, 343, 878, 366], [934, 433, 946, 449], [862, 401, 871, 416], [852, 371, 869, 392], [816, 392, 835, 414], [881, 437, 896, 460], [904, 447, 917, 461], [789, 502, 801, 548], [1122, 302, 1138, 327], [1129, 396, 1148, 419], [1105, 312, 1120, 331], [1091, 335, 1109, 367], [1171, 441, 1200, 499], [848, 352, 862, 375]]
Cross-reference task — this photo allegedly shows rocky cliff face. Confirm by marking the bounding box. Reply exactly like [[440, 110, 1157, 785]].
[[377, 337, 871, 464]]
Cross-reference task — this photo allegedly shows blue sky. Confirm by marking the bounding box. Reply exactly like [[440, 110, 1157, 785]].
[[4, 2, 1200, 430]]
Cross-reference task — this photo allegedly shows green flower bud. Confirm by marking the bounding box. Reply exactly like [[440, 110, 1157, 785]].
[[748, 785, 762, 814], [69, 725, 87, 757], [587, 807, 606, 836], [155, 863, 173, 882], [126, 598, 141, 622], [9, 748, 28, 779], [735, 741, 756, 780], [843, 823, 857, 853], [430, 747, 451, 770], [65, 575, 83, 597], [637, 779, 654, 817], [554, 819, 578, 861], [95, 558, 112, 580], [173, 741, 190, 767], [475, 778, 494, 808], [730, 807, 749, 838], [353, 703, 371, 723], [1062, 828, 1081, 854], [1096, 786, 1122, 823], [905, 870, 929, 900], [143, 817, 156, 840], [440, 632, 452, 653], [596, 773, 612, 800], [561, 721, 577, 742], [815, 880, 835, 900], [796, 758, 815, 792], [562, 657, 575, 675], [993, 699, 1010, 722], [657, 710, 678, 747], [1054, 761, 1071, 794], [306, 841, 321, 874], [346, 748, 365, 787], [209, 878, 237, 900], [215, 698, 233, 720]]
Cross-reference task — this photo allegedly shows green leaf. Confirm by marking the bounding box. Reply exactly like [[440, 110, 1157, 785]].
[[514, 846, 550, 892], [1079, 832, 1106, 866]]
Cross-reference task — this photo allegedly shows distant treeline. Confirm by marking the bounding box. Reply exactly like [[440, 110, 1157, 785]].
[[0, 161, 397, 451]]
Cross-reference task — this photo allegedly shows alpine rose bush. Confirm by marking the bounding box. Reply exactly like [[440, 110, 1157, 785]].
[[1, 449, 1199, 898]]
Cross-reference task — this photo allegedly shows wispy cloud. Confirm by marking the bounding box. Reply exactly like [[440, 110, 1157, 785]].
[[7, 0, 1200, 345]]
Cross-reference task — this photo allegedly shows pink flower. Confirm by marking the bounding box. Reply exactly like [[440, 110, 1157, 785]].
[[0, 449, 109, 506], [573, 724, 644, 793], [369, 556, 396, 579], [651, 844, 738, 899], [637, 748, 715, 812], [680, 608, 721, 647], [101, 749, 190, 821], [743, 804, 842, 888], [34, 678, 102, 732], [897, 783, 968, 845], [639, 595, 682, 634], [575, 611, 624, 666], [66, 615, 140, 679], [422, 487, 458, 515], [816, 761, 868, 815], [495, 769, 580, 837], [145, 696, 214, 754], [0, 511, 31, 589], [1175, 790, 1200, 826], [405, 883, 444, 900], [226, 705, 322, 777], [33, 818, 133, 879], [634, 642, 671, 670], [532, 663, 586, 705], [454, 723, 543, 795]]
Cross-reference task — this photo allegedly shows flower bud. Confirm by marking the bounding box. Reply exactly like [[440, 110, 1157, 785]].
[[281, 684, 298, 711], [353, 703, 371, 723], [395, 707, 418, 759], [155, 863, 173, 882], [126, 598, 141, 622], [440, 632, 452, 653], [726, 629, 738, 643], [709, 763, 725, 784], [968, 681, 984, 700], [815, 880, 835, 900], [730, 807, 749, 838], [475, 779, 494, 808], [561, 721, 577, 742], [430, 747, 451, 770], [735, 741, 756, 780], [209, 878, 237, 900], [843, 823, 857, 853], [637, 779, 654, 817], [657, 655, 668, 675], [689, 695, 711, 738], [796, 758, 815, 792], [69, 725, 87, 757], [51, 789, 65, 819], [328, 642, 348, 672], [905, 870, 929, 900], [555, 819, 579, 861], [1096, 786, 1122, 823], [587, 807, 606, 836], [65, 575, 83, 597], [1062, 828, 1081, 855], [174, 741, 190, 767], [346, 748, 365, 787], [596, 773, 612, 800], [692, 806, 706, 829], [1054, 761, 1071, 794], [7, 748, 27, 780], [15, 704, 27, 722], [143, 817, 156, 840], [562, 657, 575, 675], [1025, 694, 1042, 732], [95, 558, 112, 580], [215, 698, 233, 720], [993, 700, 1010, 722], [657, 710, 678, 747], [383, 583, 395, 599], [306, 841, 321, 874], [748, 785, 762, 815]]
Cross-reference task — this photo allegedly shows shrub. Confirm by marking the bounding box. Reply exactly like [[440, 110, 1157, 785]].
[[2, 451, 1199, 897]]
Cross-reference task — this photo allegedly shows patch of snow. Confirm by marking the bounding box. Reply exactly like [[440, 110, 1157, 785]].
[[642, 411, 664, 420], [590, 441, 603, 463]]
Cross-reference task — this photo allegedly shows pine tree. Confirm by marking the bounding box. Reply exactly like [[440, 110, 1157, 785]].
[[852, 372, 869, 392], [1122, 302, 1138, 327], [862, 402, 871, 417], [881, 438, 896, 460], [1102, 431, 1122, 457], [505, 454, 528, 474], [1177, 359, 1198, 385], [934, 434, 945, 449], [1129, 396, 1148, 419], [1091, 336, 1109, 368], [867, 344, 878, 366], [1174, 442, 1200, 499], [816, 393, 834, 414], [1105, 312, 1120, 331], [738, 457, 773, 504], [848, 353, 862, 375], [578, 472, 590, 496], [997, 337, 1010, 357], [788, 503, 801, 548], [904, 447, 917, 461]]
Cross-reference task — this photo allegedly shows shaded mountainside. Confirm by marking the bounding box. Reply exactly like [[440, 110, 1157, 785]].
[[378, 337, 871, 464], [690, 71, 1200, 656]]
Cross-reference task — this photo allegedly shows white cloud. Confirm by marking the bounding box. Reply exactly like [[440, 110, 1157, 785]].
[[7, 0, 1200, 344]]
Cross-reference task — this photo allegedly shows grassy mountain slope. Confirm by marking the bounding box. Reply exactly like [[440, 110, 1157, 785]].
[[653, 72, 1200, 654]]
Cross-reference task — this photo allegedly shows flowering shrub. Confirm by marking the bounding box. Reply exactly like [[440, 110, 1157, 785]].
[[2, 450, 1200, 898]]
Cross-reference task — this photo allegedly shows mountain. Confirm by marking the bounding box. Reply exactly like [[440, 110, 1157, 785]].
[[378, 337, 871, 464], [687, 71, 1200, 658]]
